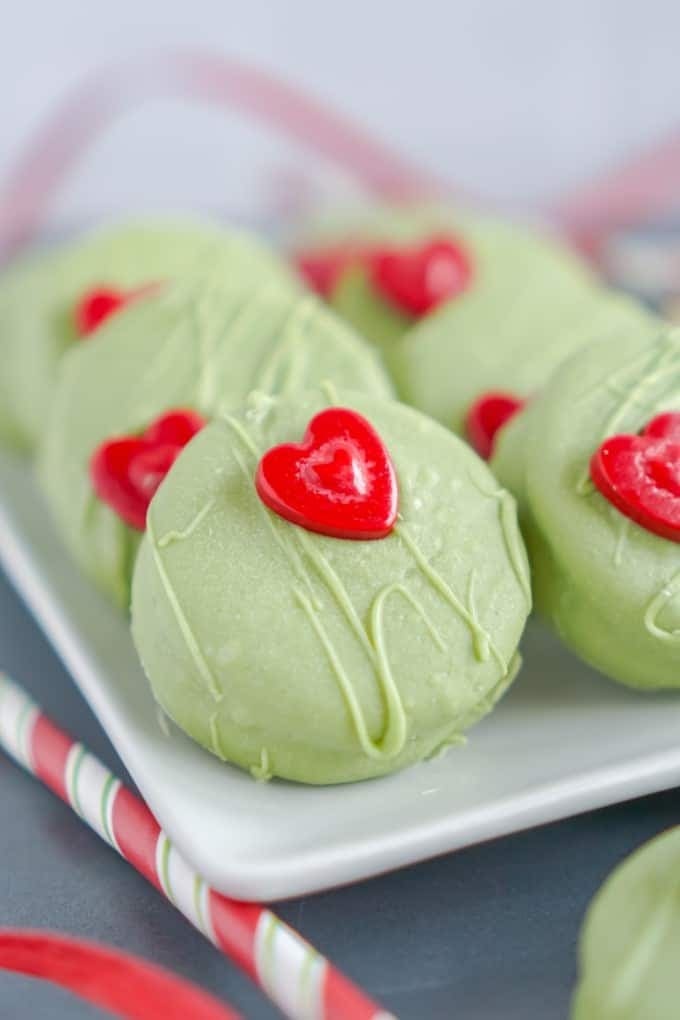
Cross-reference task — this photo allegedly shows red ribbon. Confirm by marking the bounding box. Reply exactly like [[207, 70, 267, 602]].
[[1, 50, 679, 268], [0, 50, 445, 263], [0, 929, 241, 1020], [551, 131, 680, 258]]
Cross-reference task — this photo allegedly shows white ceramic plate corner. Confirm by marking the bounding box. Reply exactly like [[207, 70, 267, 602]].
[[3, 450, 680, 901]]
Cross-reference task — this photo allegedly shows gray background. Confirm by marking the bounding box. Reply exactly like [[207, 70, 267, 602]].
[[1, 1, 680, 228], [2, 566, 679, 1020]]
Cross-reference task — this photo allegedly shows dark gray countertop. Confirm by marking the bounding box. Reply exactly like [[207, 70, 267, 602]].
[[1, 565, 678, 1020]]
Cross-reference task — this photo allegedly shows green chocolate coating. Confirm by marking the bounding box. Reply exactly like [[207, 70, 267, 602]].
[[504, 326, 680, 689], [396, 258, 657, 433], [488, 403, 533, 506], [131, 387, 531, 784], [490, 294, 662, 504], [40, 277, 393, 609], [298, 203, 626, 430], [572, 826, 680, 1020], [302, 203, 467, 357], [331, 264, 411, 355], [0, 218, 293, 452]]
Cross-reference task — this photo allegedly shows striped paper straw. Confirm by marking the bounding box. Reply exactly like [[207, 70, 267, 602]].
[[0, 672, 395, 1020]]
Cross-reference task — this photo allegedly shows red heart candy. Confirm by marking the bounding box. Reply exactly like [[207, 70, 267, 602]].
[[294, 244, 368, 298], [75, 287, 130, 336], [466, 392, 526, 460], [75, 282, 158, 337], [369, 236, 472, 317], [255, 408, 398, 540], [143, 409, 208, 447], [590, 412, 680, 543], [90, 409, 205, 530]]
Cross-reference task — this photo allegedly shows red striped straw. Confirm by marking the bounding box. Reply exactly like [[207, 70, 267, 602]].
[[0, 929, 242, 1020], [0, 672, 396, 1020]]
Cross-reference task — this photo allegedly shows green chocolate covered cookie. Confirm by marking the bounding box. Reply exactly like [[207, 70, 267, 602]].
[[297, 203, 475, 353], [131, 387, 531, 784], [0, 218, 294, 451], [396, 255, 658, 434], [490, 294, 662, 500], [499, 326, 680, 689], [40, 275, 393, 608], [295, 203, 630, 433], [488, 402, 533, 506], [573, 826, 680, 1020]]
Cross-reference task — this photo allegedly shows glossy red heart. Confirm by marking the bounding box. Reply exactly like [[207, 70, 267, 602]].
[[75, 283, 158, 336], [590, 412, 680, 543], [466, 392, 526, 460], [294, 244, 368, 298], [90, 410, 206, 530], [255, 408, 398, 539], [369, 236, 472, 317]]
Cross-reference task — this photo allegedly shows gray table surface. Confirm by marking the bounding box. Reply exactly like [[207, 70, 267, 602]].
[[1, 567, 679, 1020]]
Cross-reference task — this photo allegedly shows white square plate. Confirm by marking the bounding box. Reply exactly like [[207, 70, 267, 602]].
[[2, 451, 680, 901]]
